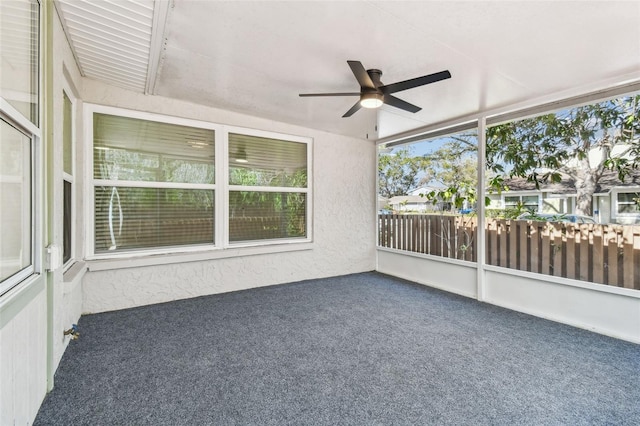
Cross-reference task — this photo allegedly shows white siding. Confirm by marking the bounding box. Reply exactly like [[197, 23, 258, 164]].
[[0, 280, 47, 425]]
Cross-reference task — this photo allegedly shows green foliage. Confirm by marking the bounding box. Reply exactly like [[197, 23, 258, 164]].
[[487, 95, 639, 182], [378, 147, 430, 198], [421, 134, 478, 188], [486, 95, 640, 215]]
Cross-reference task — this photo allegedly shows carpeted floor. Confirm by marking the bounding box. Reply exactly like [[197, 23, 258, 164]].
[[35, 272, 640, 425]]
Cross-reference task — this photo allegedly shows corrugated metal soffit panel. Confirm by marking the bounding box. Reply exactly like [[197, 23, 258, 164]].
[[54, 0, 169, 94]]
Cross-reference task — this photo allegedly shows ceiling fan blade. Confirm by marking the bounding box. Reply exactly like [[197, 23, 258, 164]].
[[383, 95, 422, 113], [342, 100, 363, 118], [347, 60, 375, 89], [299, 92, 360, 97], [380, 70, 451, 94]]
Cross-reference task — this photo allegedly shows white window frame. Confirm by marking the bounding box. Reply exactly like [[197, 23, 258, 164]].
[[0, 0, 42, 296], [612, 188, 640, 219], [84, 104, 312, 260], [502, 192, 541, 212], [62, 82, 76, 270], [223, 125, 312, 249], [0, 109, 40, 295]]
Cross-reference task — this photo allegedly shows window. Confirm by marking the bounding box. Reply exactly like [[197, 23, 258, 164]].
[[504, 195, 539, 212], [616, 192, 640, 214], [0, 119, 34, 291], [88, 107, 311, 256], [0, 0, 39, 125], [62, 90, 73, 265], [0, 0, 39, 295], [228, 133, 308, 243], [92, 112, 216, 253]]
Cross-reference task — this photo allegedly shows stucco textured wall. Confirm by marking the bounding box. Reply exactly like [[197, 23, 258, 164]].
[[80, 81, 376, 313]]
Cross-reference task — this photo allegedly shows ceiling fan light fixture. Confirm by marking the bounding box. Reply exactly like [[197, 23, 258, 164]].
[[360, 92, 384, 109]]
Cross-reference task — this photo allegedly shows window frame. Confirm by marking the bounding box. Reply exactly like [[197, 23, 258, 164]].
[[84, 104, 312, 260], [0, 114, 38, 295], [0, 0, 41, 296], [613, 189, 640, 218], [502, 193, 541, 212], [223, 125, 312, 248], [62, 84, 76, 270]]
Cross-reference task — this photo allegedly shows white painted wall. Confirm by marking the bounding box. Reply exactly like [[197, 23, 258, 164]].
[[0, 279, 47, 425], [376, 248, 640, 343], [377, 249, 478, 299], [484, 267, 640, 343], [80, 79, 377, 313]]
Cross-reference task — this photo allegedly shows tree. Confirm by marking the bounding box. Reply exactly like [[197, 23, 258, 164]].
[[414, 133, 482, 212], [378, 147, 430, 198], [487, 95, 640, 215]]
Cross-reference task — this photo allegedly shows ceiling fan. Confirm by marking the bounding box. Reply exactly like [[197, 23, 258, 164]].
[[299, 60, 451, 118]]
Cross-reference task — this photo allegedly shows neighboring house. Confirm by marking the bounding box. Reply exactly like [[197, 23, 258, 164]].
[[389, 186, 453, 213], [388, 195, 430, 212], [487, 169, 640, 224]]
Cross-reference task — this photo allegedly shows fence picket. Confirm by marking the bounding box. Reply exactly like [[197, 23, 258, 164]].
[[498, 219, 507, 267], [376, 214, 638, 291], [607, 226, 619, 286], [592, 225, 604, 284], [541, 223, 551, 275], [508, 221, 517, 269], [579, 224, 590, 282], [488, 220, 498, 266], [623, 226, 634, 289], [518, 222, 528, 271]]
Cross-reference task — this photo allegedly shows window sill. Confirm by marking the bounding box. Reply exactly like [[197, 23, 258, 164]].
[[86, 242, 314, 272], [63, 261, 88, 295]]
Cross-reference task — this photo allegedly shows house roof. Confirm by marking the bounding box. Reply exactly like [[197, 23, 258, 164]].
[[503, 169, 640, 195]]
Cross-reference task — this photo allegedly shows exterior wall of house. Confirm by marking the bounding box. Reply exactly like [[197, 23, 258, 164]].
[[540, 195, 563, 214], [79, 80, 377, 313], [596, 196, 611, 223]]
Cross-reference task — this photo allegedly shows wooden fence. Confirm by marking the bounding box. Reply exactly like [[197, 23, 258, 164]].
[[378, 214, 640, 290], [378, 214, 477, 262]]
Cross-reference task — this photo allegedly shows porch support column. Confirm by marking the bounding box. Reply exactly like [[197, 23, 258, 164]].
[[476, 118, 487, 301]]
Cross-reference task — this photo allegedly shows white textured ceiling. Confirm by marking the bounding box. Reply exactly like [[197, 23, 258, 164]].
[[58, 1, 640, 140]]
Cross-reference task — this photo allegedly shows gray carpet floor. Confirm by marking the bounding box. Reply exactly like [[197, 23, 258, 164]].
[[35, 272, 640, 425]]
